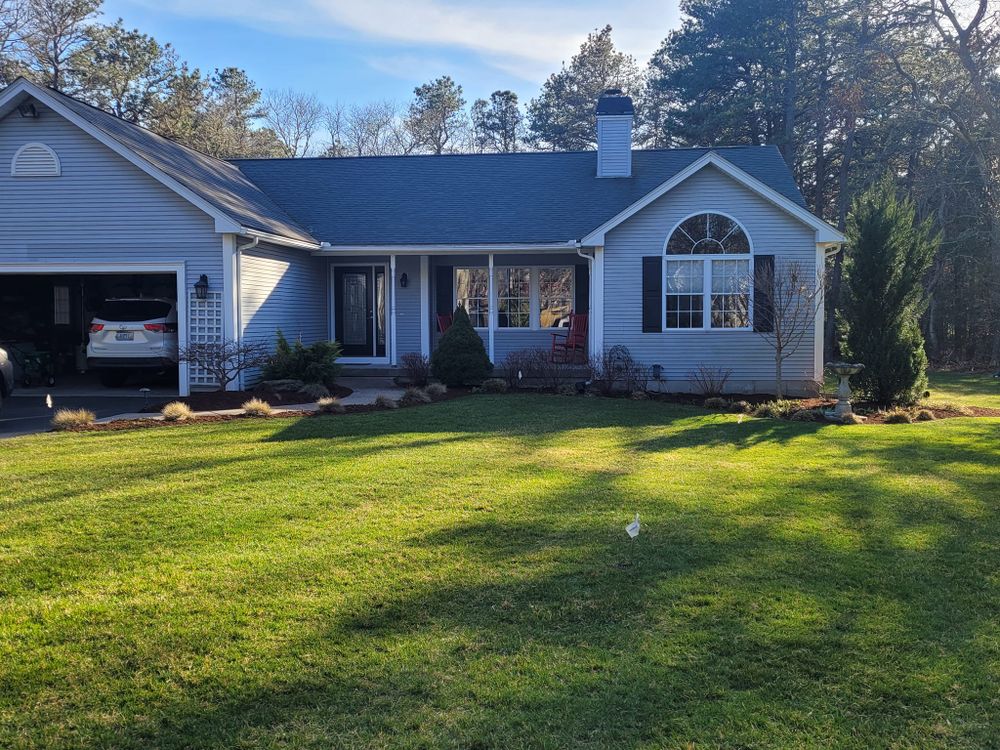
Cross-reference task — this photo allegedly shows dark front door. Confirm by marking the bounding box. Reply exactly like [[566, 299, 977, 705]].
[[335, 266, 386, 358]]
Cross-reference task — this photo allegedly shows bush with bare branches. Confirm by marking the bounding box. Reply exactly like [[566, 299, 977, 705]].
[[179, 339, 271, 392], [688, 365, 732, 397]]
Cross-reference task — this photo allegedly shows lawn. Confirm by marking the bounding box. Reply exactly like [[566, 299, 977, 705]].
[[924, 370, 1000, 409], [1, 396, 998, 749]]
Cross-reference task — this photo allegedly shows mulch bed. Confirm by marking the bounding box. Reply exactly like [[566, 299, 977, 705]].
[[144, 383, 353, 413]]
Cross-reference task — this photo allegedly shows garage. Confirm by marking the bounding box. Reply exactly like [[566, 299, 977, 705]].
[[0, 265, 185, 394]]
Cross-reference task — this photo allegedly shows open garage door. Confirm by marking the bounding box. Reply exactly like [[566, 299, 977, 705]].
[[0, 265, 187, 396]]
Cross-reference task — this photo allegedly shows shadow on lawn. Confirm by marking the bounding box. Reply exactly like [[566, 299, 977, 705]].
[[95, 452, 999, 749]]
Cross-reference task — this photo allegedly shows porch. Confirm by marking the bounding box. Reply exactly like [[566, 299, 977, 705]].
[[321, 250, 595, 369]]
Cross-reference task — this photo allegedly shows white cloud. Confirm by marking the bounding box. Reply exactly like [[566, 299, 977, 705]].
[[125, 0, 678, 82]]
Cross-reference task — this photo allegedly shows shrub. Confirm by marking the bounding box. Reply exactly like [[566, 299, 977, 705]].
[[374, 394, 398, 409], [262, 330, 342, 388], [589, 346, 641, 396], [398, 387, 432, 407], [316, 397, 345, 414], [161, 401, 193, 422], [51, 408, 95, 430], [431, 307, 492, 386], [704, 397, 729, 410], [425, 382, 448, 398], [242, 398, 273, 417], [300, 382, 330, 400], [841, 176, 937, 406], [480, 378, 509, 394], [259, 379, 304, 393], [884, 409, 913, 424], [630, 389, 649, 400], [179, 339, 271, 392], [688, 365, 732, 397], [400, 352, 432, 387], [915, 408, 936, 421], [790, 408, 823, 422], [501, 349, 538, 390], [559, 384, 579, 396], [751, 400, 799, 420], [729, 400, 752, 414]]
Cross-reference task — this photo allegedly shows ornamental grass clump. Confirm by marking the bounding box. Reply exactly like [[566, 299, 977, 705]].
[[161, 401, 193, 422], [398, 387, 432, 407], [915, 408, 936, 421], [704, 397, 729, 410], [242, 398, 273, 417], [374, 394, 398, 409], [424, 383, 448, 398], [751, 400, 799, 420], [884, 409, 913, 424], [51, 408, 96, 430], [316, 397, 345, 414]]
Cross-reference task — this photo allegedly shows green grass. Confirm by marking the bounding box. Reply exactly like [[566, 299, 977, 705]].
[[924, 370, 1000, 409], [1, 397, 998, 749], [822, 369, 1000, 409]]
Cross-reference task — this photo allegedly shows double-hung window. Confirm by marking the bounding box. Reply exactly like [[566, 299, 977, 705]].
[[664, 213, 751, 330], [455, 267, 490, 328], [455, 266, 575, 329]]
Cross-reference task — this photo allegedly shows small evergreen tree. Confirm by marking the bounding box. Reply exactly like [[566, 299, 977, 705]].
[[431, 306, 492, 386], [841, 176, 938, 406]]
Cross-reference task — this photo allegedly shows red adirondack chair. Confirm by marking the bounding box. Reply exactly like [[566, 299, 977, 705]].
[[437, 313, 453, 333], [550, 313, 588, 363]]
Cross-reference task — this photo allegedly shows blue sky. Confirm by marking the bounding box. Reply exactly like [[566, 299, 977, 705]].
[[100, 0, 681, 107]]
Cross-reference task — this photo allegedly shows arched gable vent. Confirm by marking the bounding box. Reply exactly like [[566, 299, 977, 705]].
[[11, 142, 60, 177]]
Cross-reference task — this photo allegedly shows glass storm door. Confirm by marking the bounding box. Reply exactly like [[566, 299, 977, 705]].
[[335, 266, 387, 358]]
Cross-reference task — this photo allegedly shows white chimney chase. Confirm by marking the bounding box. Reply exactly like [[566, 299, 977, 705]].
[[596, 89, 634, 178]]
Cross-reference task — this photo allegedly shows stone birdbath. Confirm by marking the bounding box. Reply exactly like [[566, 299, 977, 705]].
[[826, 361, 864, 421]]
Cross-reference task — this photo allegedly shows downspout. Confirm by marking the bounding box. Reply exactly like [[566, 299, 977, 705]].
[[576, 246, 597, 358]]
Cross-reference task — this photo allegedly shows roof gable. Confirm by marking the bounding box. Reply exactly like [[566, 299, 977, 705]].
[[0, 79, 318, 247]]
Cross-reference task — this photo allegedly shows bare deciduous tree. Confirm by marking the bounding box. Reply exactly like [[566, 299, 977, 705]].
[[325, 100, 414, 157], [262, 88, 324, 157], [0, 0, 29, 84], [754, 260, 825, 398], [179, 339, 271, 392]]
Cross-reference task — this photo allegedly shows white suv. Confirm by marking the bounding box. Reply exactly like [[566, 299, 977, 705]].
[[88, 298, 179, 387]]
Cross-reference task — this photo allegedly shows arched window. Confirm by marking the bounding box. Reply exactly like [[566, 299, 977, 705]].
[[11, 142, 61, 177], [664, 212, 751, 329]]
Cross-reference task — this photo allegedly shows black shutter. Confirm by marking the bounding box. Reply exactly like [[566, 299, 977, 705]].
[[435, 265, 453, 315], [641, 256, 662, 333], [753, 254, 775, 333], [574, 264, 589, 314]]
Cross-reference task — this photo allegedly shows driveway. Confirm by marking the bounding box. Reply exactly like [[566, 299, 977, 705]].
[[0, 393, 153, 438]]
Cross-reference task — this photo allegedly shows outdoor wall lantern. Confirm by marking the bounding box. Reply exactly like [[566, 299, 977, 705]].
[[399, 272, 409, 288], [651, 364, 663, 381], [194, 274, 210, 300]]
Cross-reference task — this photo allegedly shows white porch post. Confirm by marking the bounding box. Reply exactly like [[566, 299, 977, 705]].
[[592, 246, 605, 356], [221, 233, 241, 391], [487, 253, 495, 362], [389, 254, 398, 365], [419, 255, 430, 357]]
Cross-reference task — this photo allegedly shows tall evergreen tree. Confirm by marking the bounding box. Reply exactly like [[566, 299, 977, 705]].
[[406, 75, 465, 155], [841, 176, 938, 406], [471, 90, 522, 153], [527, 25, 642, 151]]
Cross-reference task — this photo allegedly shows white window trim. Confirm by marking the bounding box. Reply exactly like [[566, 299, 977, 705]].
[[454, 265, 576, 332], [662, 212, 754, 332]]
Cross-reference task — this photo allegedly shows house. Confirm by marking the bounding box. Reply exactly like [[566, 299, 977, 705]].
[[0, 79, 845, 397]]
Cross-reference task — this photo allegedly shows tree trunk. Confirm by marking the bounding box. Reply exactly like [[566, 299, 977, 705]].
[[775, 351, 784, 400], [781, 0, 798, 165], [825, 114, 857, 360]]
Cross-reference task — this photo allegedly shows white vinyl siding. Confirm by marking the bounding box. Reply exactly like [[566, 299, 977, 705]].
[[596, 116, 632, 178]]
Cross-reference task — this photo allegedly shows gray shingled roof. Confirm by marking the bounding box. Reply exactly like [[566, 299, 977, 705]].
[[42, 87, 317, 245], [233, 146, 806, 246]]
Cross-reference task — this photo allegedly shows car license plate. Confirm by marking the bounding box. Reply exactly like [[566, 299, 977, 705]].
[[115, 331, 134, 341]]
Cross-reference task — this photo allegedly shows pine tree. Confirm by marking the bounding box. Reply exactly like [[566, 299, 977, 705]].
[[841, 176, 938, 406], [431, 306, 492, 386]]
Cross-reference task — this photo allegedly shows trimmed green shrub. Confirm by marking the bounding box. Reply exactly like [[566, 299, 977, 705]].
[[480, 378, 508, 393], [431, 307, 492, 386], [300, 383, 330, 400], [841, 177, 937, 406], [263, 330, 342, 387], [790, 408, 823, 422]]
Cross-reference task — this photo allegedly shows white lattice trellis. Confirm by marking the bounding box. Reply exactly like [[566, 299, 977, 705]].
[[187, 290, 223, 388]]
